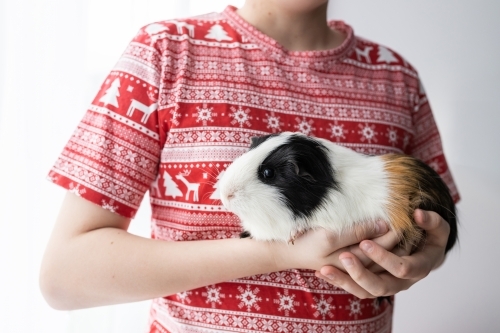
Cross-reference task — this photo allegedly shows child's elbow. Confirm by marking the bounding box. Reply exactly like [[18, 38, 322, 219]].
[[39, 258, 75, 310]]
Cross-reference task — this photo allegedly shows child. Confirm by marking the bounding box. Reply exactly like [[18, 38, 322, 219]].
[[40, 1, 459, 332]]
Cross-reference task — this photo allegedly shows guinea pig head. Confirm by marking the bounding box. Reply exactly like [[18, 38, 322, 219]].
[[219, 132, 339, 242]]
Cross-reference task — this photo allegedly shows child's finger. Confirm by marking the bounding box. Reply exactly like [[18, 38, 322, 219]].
[[316, 265, 375, 299]]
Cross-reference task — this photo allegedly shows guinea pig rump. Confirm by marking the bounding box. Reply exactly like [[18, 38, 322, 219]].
[[381, 154, 457, 252]]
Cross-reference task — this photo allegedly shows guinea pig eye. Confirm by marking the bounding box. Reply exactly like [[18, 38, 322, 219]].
[[261, 167, 275, 179]]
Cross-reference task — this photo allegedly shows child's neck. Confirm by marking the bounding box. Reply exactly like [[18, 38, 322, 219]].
[[236, 1, 345, 52]]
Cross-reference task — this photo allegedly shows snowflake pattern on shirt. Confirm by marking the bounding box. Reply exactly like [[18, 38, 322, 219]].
[[49, 6, 459, 333]]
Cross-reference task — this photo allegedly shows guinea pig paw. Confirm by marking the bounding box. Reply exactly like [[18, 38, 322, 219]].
[[239, 231, 252, 239]]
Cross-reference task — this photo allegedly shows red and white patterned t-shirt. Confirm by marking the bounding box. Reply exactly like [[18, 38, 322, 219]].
[[48, 6, 459, 333]]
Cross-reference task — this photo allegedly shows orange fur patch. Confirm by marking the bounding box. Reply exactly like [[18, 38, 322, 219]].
[[381, 154, 440, 248]]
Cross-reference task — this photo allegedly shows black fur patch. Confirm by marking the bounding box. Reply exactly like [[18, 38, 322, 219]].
[[412, 158, 458, 253], [257, 134, 339, 220], [250, 134, 279, 150]]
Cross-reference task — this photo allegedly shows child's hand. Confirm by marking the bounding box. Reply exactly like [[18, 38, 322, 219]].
[[314, 209, 451, 298], [268, 220, 390, 272]]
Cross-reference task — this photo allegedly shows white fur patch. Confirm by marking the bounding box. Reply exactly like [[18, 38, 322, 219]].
[[309, 137, 390, 232]]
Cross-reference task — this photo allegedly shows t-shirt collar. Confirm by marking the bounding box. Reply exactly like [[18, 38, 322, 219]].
[[221, 5, 356, 64]]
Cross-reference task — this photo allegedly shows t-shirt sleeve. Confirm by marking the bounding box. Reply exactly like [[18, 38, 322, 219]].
[[48, 27, 163, 218], [408, 79, 460, 203]]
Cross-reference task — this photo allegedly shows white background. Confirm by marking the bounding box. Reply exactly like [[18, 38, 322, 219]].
[[1, 0, 499, 332]]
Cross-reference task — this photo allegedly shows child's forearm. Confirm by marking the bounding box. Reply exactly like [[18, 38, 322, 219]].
[[40, 193, 387, 310], [40, 227, 277, 310]]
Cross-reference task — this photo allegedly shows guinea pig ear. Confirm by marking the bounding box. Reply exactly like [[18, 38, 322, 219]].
[[290, 160, 316, 183], [250, 134, 277, 149]]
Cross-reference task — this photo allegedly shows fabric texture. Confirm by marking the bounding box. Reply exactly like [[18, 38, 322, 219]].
[[48, 6, 459, 333]]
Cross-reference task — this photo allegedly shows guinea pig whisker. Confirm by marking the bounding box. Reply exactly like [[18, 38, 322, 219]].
[[201, 180, 216, 186], [201, 168, 220, 180], [201, 192, 213, 201]]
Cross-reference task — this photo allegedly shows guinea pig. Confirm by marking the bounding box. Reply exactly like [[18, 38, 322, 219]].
[[219, 132, 458, 253]]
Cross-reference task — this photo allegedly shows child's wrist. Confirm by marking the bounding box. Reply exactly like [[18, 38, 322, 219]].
[[264, 240, 293, 272]]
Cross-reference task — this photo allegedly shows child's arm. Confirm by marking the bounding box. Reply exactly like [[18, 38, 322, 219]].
[[40, 192, 389, 310]]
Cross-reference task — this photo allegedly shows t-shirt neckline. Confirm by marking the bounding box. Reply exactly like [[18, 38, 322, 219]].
[[221, 5, 356, 62]]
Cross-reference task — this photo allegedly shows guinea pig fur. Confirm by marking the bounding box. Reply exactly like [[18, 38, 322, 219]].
[[219, 132, 458, 252]]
